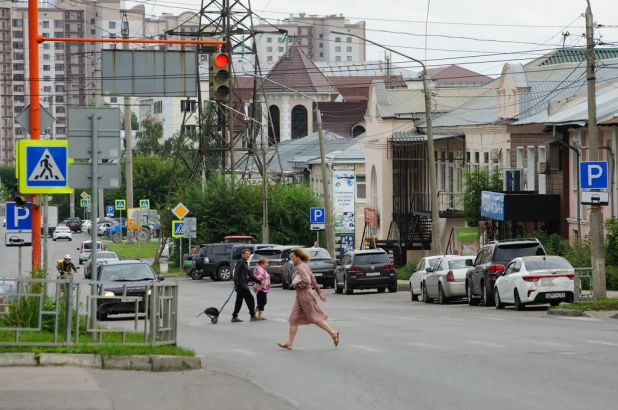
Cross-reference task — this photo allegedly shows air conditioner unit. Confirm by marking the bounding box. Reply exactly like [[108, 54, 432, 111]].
[[503, 169, 524, 192], [537, 161, 549, 174]]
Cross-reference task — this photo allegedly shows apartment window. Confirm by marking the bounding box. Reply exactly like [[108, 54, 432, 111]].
[[56, 127, 66, 135], [54, 32, 63, 37], [43, 86, 51, 92], [319, 34, 323, 39], [109, 33, 116, 39], [267, 56, 273, 62], [55, 95, 64, 103], [43, 43, 50, 50], [266, 37, 273, 43], [13, 42, 23, 49], [356, 175, 366, 200], [55, 64, 64, 71], [43, 65, 51, 71], [42, 21, 50, 29], [335, 37, 341, 42], [319, 52, 323, 58], [90, 18, 95, 24], [319, 43, 323, 48], [278, 47, 284, 52], [44, 76, 51, 81], [182, 125, 197, 135], [54, 20, 62, 28], [16, 128, 25, 135], [14, 31, 23, 38], [13, 52, 23, 60], [335, 46, 341, 52], [43, 54, 50, 61], [13, 63, 24, 70], [77, 11, 82, 20], [336, 56, 341, 61], [109, 22, 116, 29], [110, 97, 117, 103], [55, 85, 64, 92], [42, 33, 49, 38], [54, 74, 64, 81], [56, 106, 65, 114], [347, 56, 352, 61], [347, 46, 352, 52], [56, 117, 65, 124], [154, 101, 162, 114], [347, 37, 352, 43], [14, 85, 24, 92], [14, 96, 24, 103], [55, 43, 63, 50], [180, 100, 197, 112], [14, 107, 22, 114], [55, 53, 64, 60], [13, 74, 24, 81], [266, 46, 273, 52], [12, 19, 23, 28], [91, 29, 95, 35]]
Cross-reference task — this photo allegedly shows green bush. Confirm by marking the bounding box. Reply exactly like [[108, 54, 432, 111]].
[[606, 265, 618, 291], [396, 262, 417, 281]]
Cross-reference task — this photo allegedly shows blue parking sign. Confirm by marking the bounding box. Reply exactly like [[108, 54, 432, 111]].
[[580, 161, 608, 189], [5, 202, 32, 230], [310, 207, 325, 223]]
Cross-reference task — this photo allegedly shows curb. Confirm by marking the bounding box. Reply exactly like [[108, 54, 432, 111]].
[[398, 284, 411, 291], [547, 309, 584, 317], [0, 353, 201, 372]]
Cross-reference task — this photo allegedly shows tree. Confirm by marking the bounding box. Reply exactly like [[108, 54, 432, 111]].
[[1, 165, 17, 200], [460, 166, 503, 227], [121, 111, 139, 131], [135, 116, 164, 156]]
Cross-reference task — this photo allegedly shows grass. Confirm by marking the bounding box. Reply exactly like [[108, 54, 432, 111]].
[[550, 298, 618, 311], [396, 263, 415, 281], [0, 330, 194, 356], [151, 262, 186, 276], [106, 241, 159, 259]]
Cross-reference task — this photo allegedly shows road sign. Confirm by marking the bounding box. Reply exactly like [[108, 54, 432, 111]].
[[581, 191, 609, 206], [106, 205, 114, 216], [5, 231, 32, 247], [140, 199, 150, 210], [86, 195, 91, 202], [184, 217, 197, 239], [172, 202, 189, 219], [5, 202, 32, 231], [115, 199, 126, 210], [310, 207, 325, 224], [580, 161, 608, 190], [80, 191, 89, 199], [80, 198, 89, 208], [18, 140, 72, 194], [67, 107, 122, 160], [172, 220, 184, 238], [15, 104, 55, 133], [127, 208, 142, 230], [311, 223, 326, 231]]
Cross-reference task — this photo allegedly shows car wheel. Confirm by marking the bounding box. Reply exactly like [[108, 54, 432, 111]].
[[438, 283, 448, 305], [377, 287, 386, 293], [483, 282, 494, 307], [514, 290, 525, 311], [217, 266, 232, 281], [388, 284, 397, 293], [190, 269, 204, 280], [334, 277, 343, 294], [53, 238, 56, 241], [422, 284, 433, 304], [282, 279, 289, 290], [96, 310, 108, 321], [410, 284, 419, 301], [550, 301, 561, 307], [495, 288, 505, 309], [467, 282, 479, 306], [344, 277, 353, 295], [69, 238, 72, 241], [112, 233, 122, 243]]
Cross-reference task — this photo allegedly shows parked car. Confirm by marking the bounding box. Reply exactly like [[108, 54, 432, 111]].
[[334, 249, 397, 294], [248, 245, 302, 283], [95, 260, 163, 321], [81, 220, 92, 232], [494, 256, 575, 310], [223, 235, 254, 243], [281, 247, 335, 289], [422, 256, 475, 304], [52, 226, 73, 241], [65, 217, 82, 233], [78, 240, 107, 264], [97, 222, 113, 237], [409, 256, 445, 302], [190, 243, 237, 281], [84, 251, 120, 279], [466, 239, 546, 306]]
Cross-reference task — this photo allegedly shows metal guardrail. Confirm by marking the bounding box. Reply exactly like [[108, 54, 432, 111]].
[[574, 268, 594, 304], [0, 277, 178, 347]]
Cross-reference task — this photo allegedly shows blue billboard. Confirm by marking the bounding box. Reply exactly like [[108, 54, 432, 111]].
[[480, 191, 505, 221]]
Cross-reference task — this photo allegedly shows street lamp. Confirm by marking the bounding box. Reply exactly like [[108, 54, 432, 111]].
[[331, 30, 442, 255], [246, 73, 337, 258]]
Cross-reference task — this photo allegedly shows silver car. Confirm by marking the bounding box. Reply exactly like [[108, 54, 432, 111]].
[[84, 251, 120, 279], [409, 256, 444, 302], [422, 256, 475, 304]]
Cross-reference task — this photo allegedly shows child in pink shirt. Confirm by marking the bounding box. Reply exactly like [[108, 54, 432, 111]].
[[253, 257, 271, 320]]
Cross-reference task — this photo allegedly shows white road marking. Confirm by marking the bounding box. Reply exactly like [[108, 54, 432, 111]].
[[406, 342, 446, 350], [477, 317, 512, 322], [534, 341, 573, 348], [467, 340, 502, 348], [350, 345, 383, 352], [295, 348, 314, 353], [395, 316, 423, 321], [586, 340, 618, 348], [233, 348, 256, 356], [270, 318, 289, 323], [555, 316, 601, 322], [438, 317, 468, 322]]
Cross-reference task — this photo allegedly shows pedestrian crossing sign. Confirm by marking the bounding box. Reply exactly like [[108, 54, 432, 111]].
[[115, 199, 126, 210], [18, 140, 73, 194], [80, 198, 89, 208], [172, 220, 184, 238], [140, 199, 149, 210]]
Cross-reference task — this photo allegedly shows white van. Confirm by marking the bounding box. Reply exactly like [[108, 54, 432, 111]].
[[77, 240, 107, 264]]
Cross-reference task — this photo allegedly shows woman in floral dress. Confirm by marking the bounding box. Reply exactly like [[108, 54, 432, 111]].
[[277, 248, 339, 350]]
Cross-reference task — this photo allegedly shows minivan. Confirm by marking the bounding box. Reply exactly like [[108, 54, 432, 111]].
[[78, 240, 107, 264]]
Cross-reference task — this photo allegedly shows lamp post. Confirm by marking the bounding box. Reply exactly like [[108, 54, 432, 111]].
[[246, 74, 337, 258], [331, 30, 442, 255]]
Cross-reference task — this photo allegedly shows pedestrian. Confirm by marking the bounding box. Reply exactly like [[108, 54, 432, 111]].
[[231, 249, 262, 323], [253, 257, 271, 320], [277, 248, 339, 350]]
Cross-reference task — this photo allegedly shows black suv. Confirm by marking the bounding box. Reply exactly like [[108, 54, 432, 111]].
[[465, 238, 546, 306], [66, 217, 82, 233], [334, 249, 397, 294], [190, 243, 235, 281]]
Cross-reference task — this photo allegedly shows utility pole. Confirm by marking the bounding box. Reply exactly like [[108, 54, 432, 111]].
[[122, 14, 135, 242], [316, 107, 336, 258], [586, 1, 607, 299]]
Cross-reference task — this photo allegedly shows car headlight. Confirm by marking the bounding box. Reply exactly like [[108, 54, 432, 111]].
[[103, 291, 115, 297]]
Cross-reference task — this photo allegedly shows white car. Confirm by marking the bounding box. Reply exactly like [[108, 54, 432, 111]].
[[409, 256, 447, 302], [422, 255, 475, 304], [81, 220, 92, 232], [52, 226, 73, 241], [494, 256, 575, 310]]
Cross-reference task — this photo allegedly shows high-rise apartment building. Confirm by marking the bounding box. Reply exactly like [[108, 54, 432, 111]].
[[253, 14, 366, 64]]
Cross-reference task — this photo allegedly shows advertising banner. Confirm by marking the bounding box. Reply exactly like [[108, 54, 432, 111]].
[[480, 191, 505, 221], [332, 168, 355, 232], [456, 227, 479, 256]]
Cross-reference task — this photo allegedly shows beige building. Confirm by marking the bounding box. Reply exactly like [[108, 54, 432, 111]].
[[253, 14, 365, 64]]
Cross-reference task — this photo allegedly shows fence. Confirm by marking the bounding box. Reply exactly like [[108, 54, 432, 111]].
[[0, 276, 178, 347], [574, 268, 594, 304]]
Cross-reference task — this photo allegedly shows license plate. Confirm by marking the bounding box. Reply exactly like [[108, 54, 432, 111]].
[[546, 293, 565, 299], [313, 273, 322, 276], [366, 272, 381, 276]]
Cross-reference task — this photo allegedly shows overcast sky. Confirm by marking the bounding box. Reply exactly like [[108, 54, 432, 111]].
[[128, 0, 617, 76]]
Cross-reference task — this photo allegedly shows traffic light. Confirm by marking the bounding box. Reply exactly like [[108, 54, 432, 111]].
[[209, 53, 230, 101]]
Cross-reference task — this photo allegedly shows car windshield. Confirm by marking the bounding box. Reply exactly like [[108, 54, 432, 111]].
[[448, 259, 473, 269], [100, 264, 156, 282], [56, 227, 69, 231], [355, 253, 390, 264], [428, 258, 440, 268], [494, 244, 543, 262], [524, 258, 573, 272], [83, 242, 103, 251], [307, 249, 332, 260]]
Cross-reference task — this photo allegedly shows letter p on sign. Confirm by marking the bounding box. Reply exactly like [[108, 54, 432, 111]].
[[580, 161, 608, 190]]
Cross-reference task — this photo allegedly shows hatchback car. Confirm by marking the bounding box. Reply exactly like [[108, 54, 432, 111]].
[[78, 240, 107, 264], [52, 226, 73, 241], [84, 251, 120, 279], [494, 256, 575, 310], [65, 217, 82, 233], [96, 260, 163, 321], [422, 256, 475, 304], [334, 249, 397, 294], [282, 247, 335, 289]]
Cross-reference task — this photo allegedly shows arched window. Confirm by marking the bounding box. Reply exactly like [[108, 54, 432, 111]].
[[268, 105, 280, 145], [352, 125, 365, 137], [291, 105, 308, 139], [371, 166, 378, 208]]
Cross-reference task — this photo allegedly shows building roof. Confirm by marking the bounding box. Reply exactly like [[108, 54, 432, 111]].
[[528, 48, 618, 67], [391, 131, 465, 142], [328, 76, 406, 101], [306, 133, 368, 165], [423, 65, 494, 86], [316, 102, 367, 137], [263, 44, 338, 94]]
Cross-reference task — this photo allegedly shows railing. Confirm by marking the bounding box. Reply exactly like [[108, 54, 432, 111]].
[[0, 277, 178, 347], [406, 192, 464, 214], [574, 268, 594, 304]]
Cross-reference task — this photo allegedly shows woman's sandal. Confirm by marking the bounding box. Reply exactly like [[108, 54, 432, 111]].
[[332, 331, 340, 347], [277, 342, 292, 350]]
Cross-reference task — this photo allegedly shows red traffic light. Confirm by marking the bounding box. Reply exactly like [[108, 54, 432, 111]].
[[213, 53, 229, 68]]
